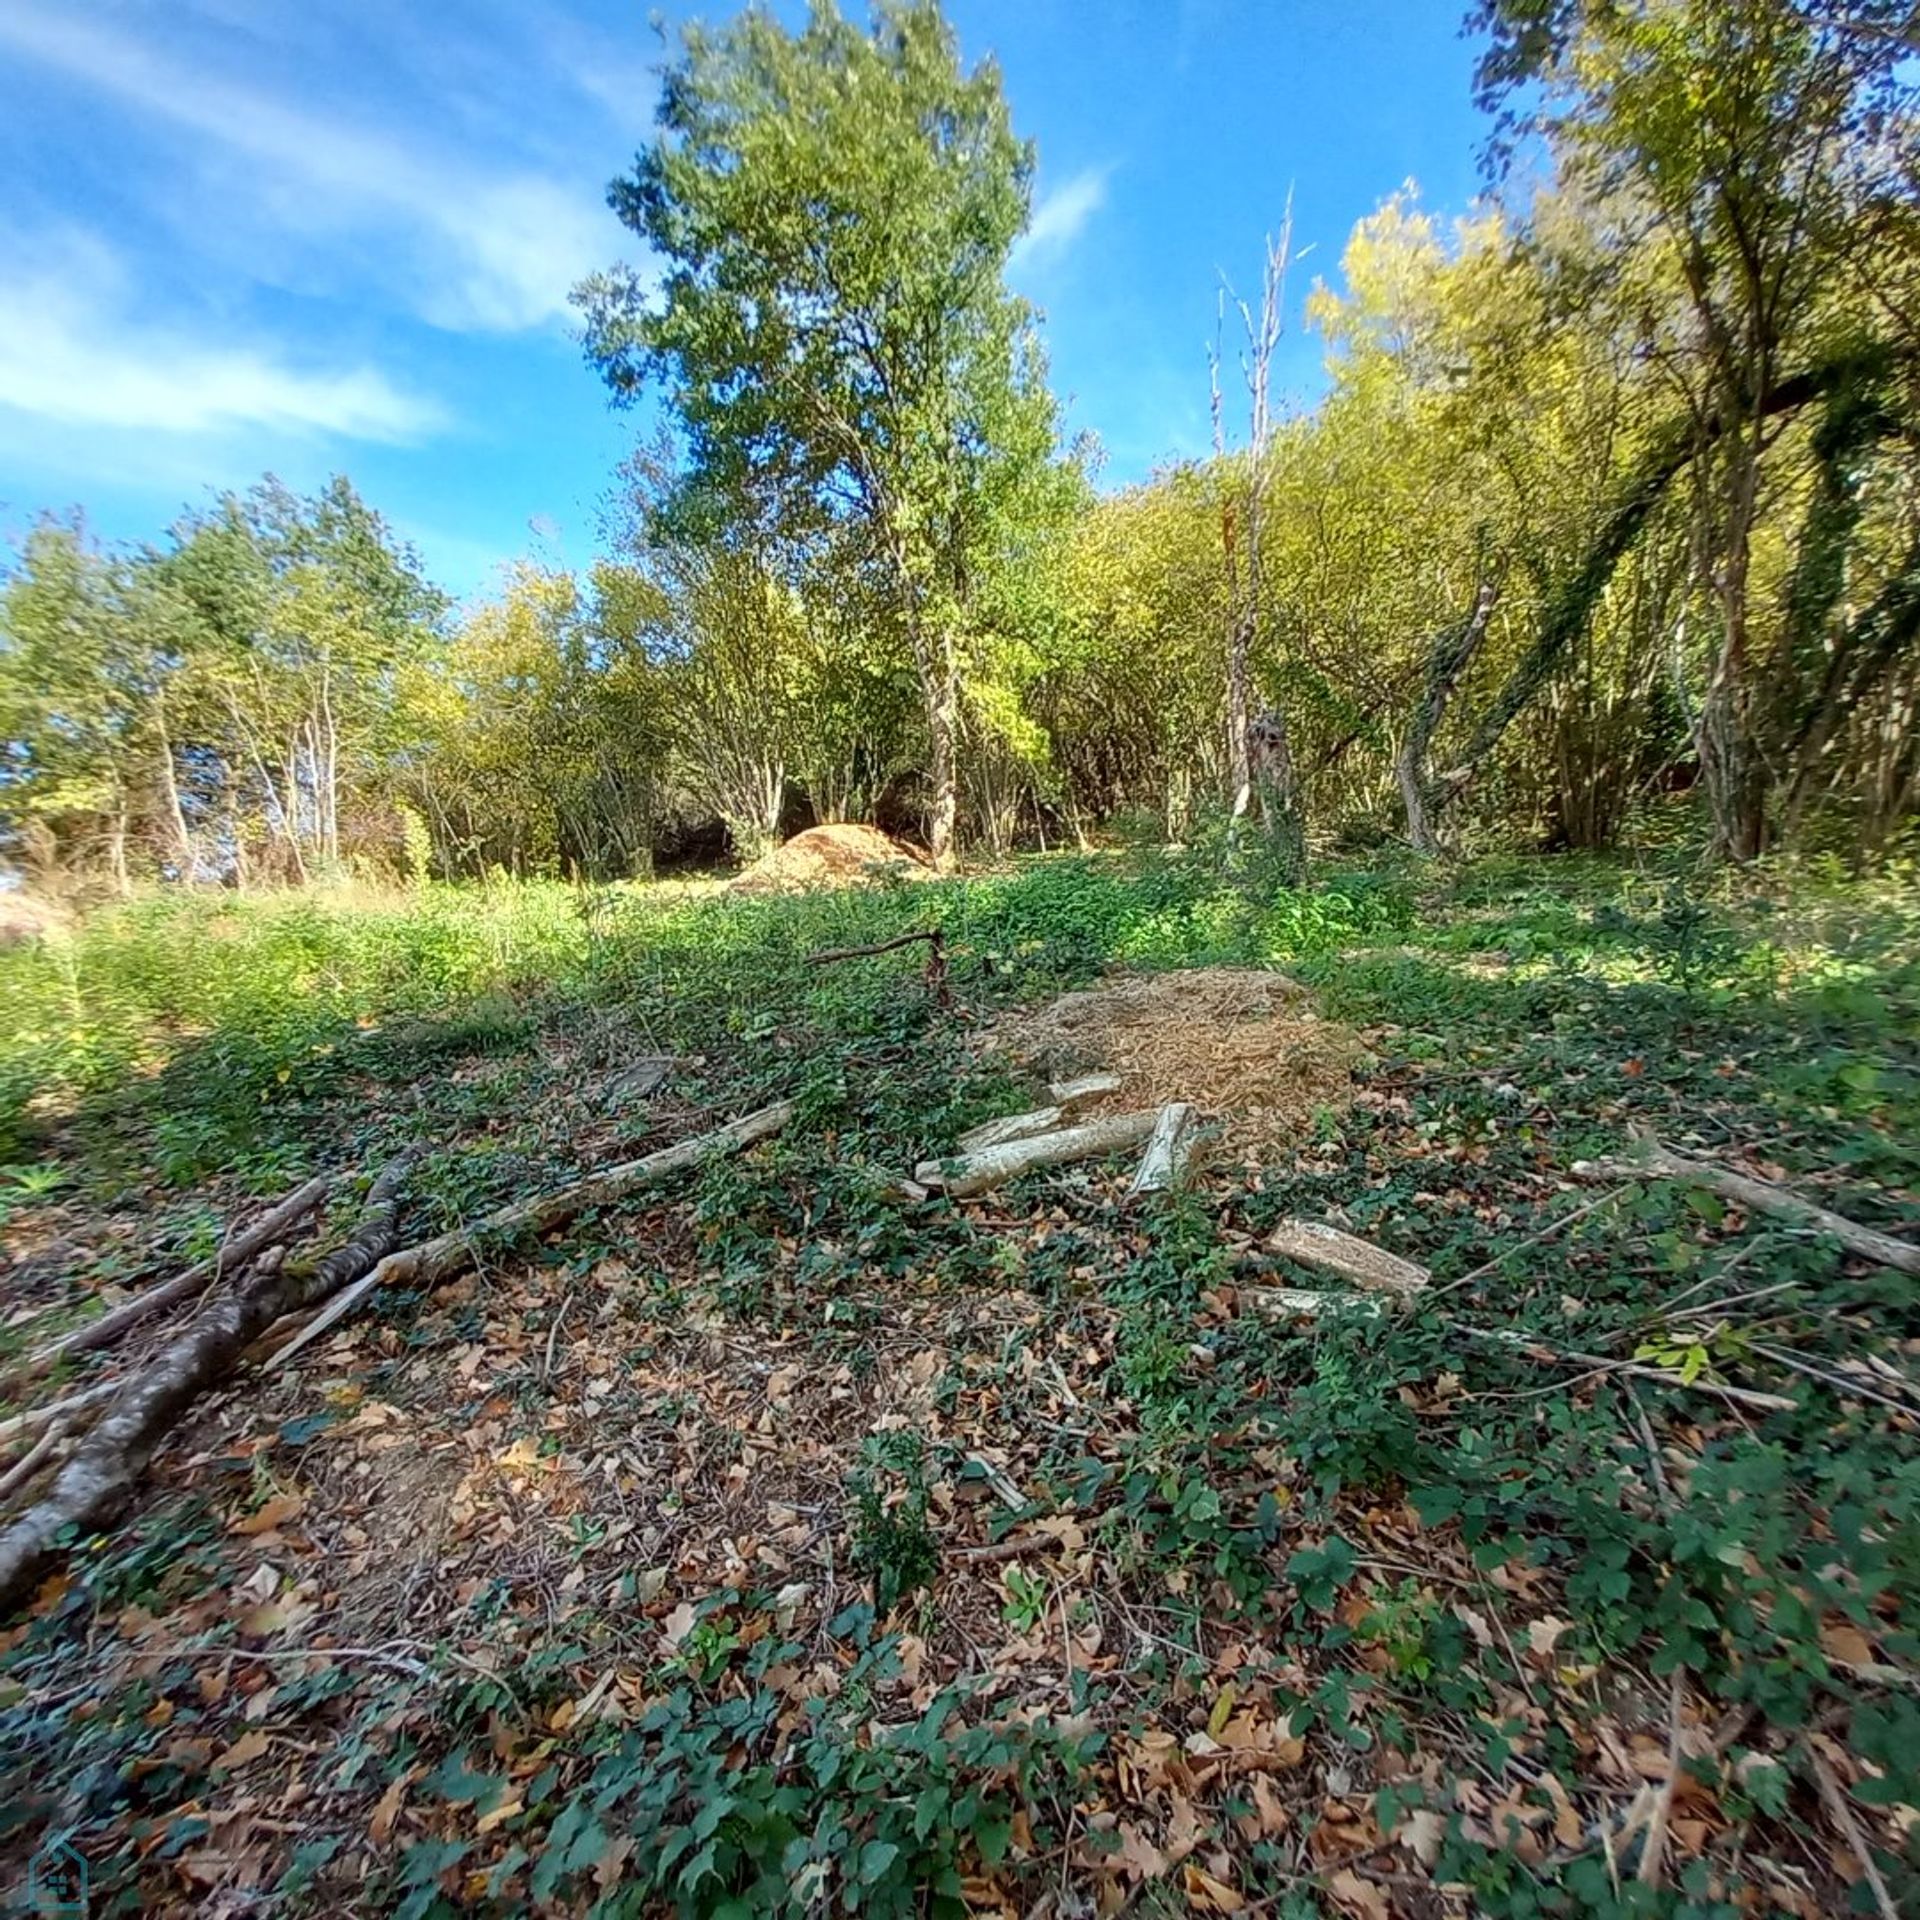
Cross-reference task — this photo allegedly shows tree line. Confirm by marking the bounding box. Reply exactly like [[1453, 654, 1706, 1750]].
[[3, 0, 1916, 894]]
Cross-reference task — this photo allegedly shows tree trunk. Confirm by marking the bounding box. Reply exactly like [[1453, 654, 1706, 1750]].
[[156, 704, 195, 882], [1697, 424, 1767, 861], [1249, 708, 1306, 884], [925, 644, 960, 868], [1396, 581, 1500, 855]]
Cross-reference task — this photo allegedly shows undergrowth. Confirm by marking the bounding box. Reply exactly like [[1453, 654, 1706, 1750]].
[[3, 845, 1918, 1914]]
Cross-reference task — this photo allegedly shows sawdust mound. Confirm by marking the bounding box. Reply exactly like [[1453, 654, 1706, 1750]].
[[991, 966, 1360, 1150], [731, 823, 931, 894]]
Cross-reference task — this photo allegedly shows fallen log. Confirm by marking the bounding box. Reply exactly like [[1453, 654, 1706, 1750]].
[[1261, 1219, 1430, 1299], [955, 1075, 1124, 1156], [0, 1156, 412, 1613], [915, 1109, 1159, 1198], [270, 1100, 796, 1367], [955, 1105, 1070, 1155], [1249, 1286, 1379, 1318], [1573, 1139, 1920, 1278], [12, 1173, 332, 1384], [1126, 1102, 1198, 1199], [1047, 1072, 1125, 1105]]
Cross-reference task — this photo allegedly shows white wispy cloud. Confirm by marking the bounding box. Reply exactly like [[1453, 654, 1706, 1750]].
[[0, 232, 443, 442], [0, 2, 620, 334], [1011, 168, 1112, 274]]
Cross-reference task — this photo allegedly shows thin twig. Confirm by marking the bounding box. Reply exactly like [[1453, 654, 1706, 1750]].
[[544, 1290, 574, 1381], [1809, 1747, 1899, 1920], [806, 930, 942, 965], [1428, 1190, 1623, 1301], [0, 1421, 65, 1505]]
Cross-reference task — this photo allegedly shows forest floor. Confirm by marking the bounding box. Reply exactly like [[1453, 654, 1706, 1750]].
[[1, 845, 1917, 1918]]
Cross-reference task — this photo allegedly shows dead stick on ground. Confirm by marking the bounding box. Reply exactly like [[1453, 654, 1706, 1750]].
[[1453, 1325, 1797, 1412], [1574, 1139, 1920, 1278], [1810, 1748, 1900, 1920], [272, 1101, 794, 1368], [12, 1173, 332, 1384], [806, 930, 942, 965], [0, 1378, 122, 1451], [0, 1422, 66, 1506], [0, 1155, 412, 1613]]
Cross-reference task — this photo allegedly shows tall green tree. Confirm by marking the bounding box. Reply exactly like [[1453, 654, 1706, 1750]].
[[1473, 0, 1919, 855], [576, 0, 1062, 865]]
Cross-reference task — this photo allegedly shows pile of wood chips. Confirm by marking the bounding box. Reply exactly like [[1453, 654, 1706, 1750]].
[[987, 966, 1362, 1152], [730, 823, 930, 894]]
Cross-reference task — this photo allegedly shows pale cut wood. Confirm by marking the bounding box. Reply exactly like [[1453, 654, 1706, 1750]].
[[1047, 1072, 1125, 1105], [1249, 1286, 1379, 1318], [916, 1109, 1159, 1199], [1263, 1219, 1430, 1298], [272, 1100, 796, 1368], [956, 1074, 1126, 1156], [1573, 1138, 1920, 1277], [955, 1105, 1065, 1156], [14, 1173, 332, 1383], [0, 1422, 67, 1505], [0, 1379, 122, 1450], [1127, 1103, 1198, 1199]]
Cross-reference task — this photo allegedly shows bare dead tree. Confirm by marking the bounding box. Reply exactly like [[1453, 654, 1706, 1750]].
[[1211, 196, 1305, 881]]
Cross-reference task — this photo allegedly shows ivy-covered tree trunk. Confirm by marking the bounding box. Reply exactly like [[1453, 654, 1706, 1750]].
[[1249, 708, 1306, 884]]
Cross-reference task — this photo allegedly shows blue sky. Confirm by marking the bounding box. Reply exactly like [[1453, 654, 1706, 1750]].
[[0, 0, 1486, 601]]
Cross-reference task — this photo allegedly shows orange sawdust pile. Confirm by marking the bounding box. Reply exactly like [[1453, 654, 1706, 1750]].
[[730, 823, 931, 894], [988, 966, 1361, 1151]]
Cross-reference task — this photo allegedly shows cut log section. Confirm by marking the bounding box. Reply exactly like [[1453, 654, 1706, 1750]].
[[955, 1106, 1068, 1156], [1048, 1072, 1125, 1105], [1249, 1286, 1380, 1318], [1126, 1102, 1199, 1199], [955, 1074, 1126, 1156], [916, 1109, 1159, 1199], [1573, 1137, 1920, 1278], [1262, 1219, 1430, 1299]]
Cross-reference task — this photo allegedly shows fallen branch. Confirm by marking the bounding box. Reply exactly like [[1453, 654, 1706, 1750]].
[[12, 1173, 332, 1384], [1126, 1103, 1198, 1199], [1810, 1747, 1900, 1920], [1242, 1292, 1795, 1408], [271, 1101, 795, 1367], [0, 1156, 412, 1613], [806, 929, 942, 966], [955, 1106, 1072, 1155], [0, 1377, 122, 1452], [0, 1421, 66, 1506], [1574, 1139, 1920, 1278], [915, 1109, 1159, 1199], [1454, 1326, 1798, 1413], [1260, 1219, 1429, 1299]]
